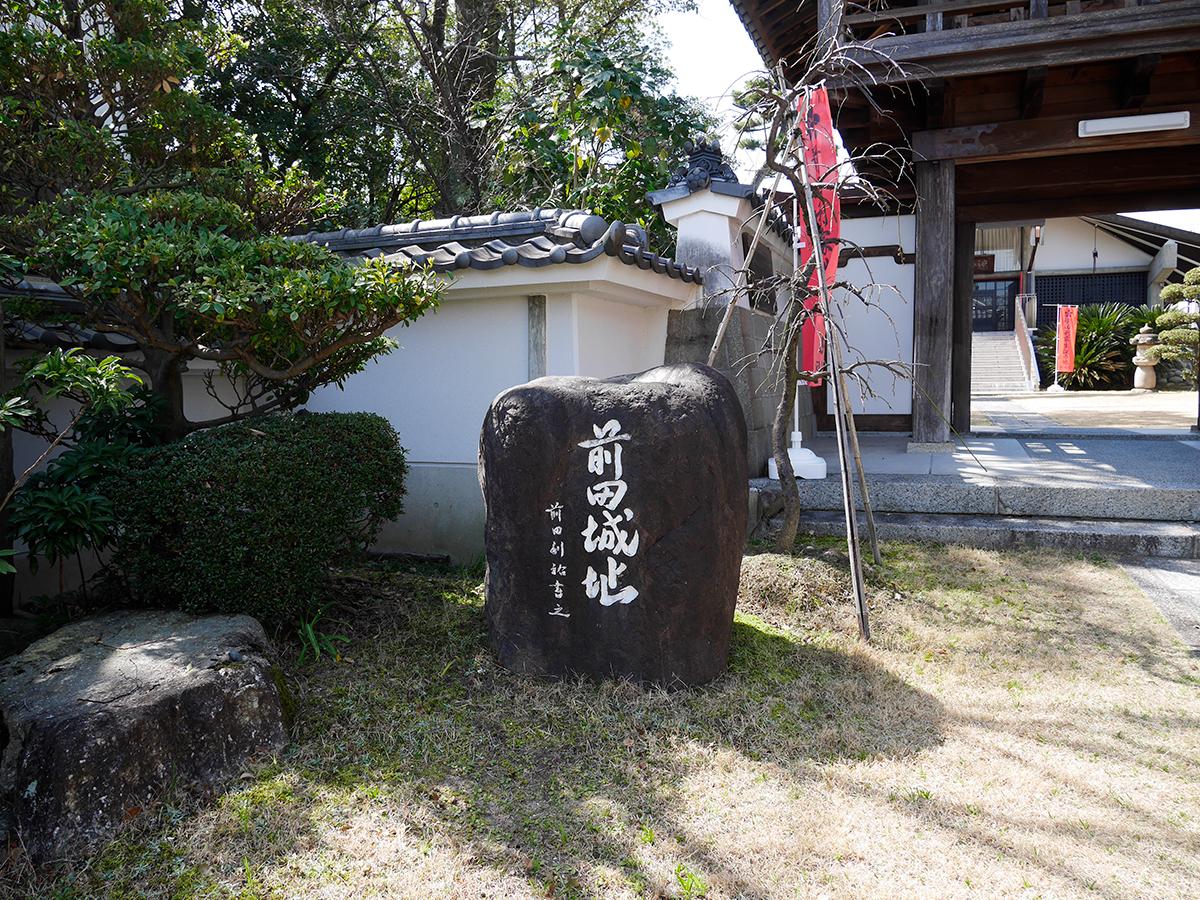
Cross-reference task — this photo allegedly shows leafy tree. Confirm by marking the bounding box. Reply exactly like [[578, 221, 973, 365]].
[[489, 39, 712, 249], [0, 349, 141, 583], [0, 0, 441, 609], [0, 0, 442, 441], [200, 0, 703, 222], [20, 192, 438, 439]]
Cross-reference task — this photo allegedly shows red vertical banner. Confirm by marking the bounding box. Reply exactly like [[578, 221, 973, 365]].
[[796, 87, 841, 386], [1056, 305, 1079, 373]]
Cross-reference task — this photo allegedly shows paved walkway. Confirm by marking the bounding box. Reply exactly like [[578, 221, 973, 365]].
[[972, 390, 1197, 435], [805, 433, 1200, 490], [1121, 558, 1200, 655]]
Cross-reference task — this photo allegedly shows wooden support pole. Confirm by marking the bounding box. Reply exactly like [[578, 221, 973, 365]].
[[951, 221, 976, 435], [913, 160, 956, 445], [527, 295, 547, 380]]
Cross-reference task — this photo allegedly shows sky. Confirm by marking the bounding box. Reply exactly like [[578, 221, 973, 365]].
[[658, 0, 766, 178], [657, 0, 1200, 233]]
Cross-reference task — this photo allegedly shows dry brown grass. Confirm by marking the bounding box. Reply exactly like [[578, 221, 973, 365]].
[[9, 543, 1200, 899]]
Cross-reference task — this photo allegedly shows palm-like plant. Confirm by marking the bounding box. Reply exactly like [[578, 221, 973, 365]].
[[1036, 302, 1136, 390]]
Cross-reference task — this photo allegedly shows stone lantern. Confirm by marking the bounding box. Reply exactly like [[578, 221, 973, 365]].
[[1130, 325, 1159, 392]]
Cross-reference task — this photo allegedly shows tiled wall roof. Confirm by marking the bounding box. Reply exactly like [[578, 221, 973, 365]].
[[294, 209, 704, 284]]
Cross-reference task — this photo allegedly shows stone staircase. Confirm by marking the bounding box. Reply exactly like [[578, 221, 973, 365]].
[[971, 331, 1032, 395]]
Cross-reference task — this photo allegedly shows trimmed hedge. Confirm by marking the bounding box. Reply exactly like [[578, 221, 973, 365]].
[[105, 412, 406, 620]]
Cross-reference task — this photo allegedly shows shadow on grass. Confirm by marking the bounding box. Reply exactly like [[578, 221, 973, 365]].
[[24, 563, 941, 898], [306, 567, 940, 894]]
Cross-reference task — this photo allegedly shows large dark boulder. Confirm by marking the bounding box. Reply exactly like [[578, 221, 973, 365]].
[[480, 363, 748, 686], [0, 611, 287, 862]]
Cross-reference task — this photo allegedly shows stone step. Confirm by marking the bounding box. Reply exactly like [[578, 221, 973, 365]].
[[796, 510, 1200, 559], [767, 474, 1200, 522]]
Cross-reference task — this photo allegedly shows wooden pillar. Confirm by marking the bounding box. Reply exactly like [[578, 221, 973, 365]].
[[951, 221, 976, 435], [527, 294, 547, 380], [817, 0, 844, 51], [912, 160, 955, 444]]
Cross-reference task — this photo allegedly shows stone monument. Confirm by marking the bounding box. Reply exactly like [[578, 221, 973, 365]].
[[479, 363, 748, 686]]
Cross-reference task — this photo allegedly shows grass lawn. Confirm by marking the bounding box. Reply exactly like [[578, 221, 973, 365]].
[[9, 542, 1200, 898]]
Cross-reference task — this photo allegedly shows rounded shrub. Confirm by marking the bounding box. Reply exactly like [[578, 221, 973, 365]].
[[105, 411, 407, 620]]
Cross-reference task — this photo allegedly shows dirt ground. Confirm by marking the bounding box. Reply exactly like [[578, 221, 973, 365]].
[[973, 390, 1197, 431], [7, 544, 1200, 899]]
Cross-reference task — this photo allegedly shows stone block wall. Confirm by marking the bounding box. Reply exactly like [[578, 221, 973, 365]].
[[1159, 357, 1197, 390], [664, 306, 816, 477]]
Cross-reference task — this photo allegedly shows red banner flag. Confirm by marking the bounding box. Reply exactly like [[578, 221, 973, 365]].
[[1056, 305, 1079, 373], [796, 87, 841, 385]]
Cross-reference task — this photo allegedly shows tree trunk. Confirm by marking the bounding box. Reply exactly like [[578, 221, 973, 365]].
[[142, 349, 190, 442], [772, 303, 805, 552], [0, 427, 14, 617], [0, 300, 12, 616]]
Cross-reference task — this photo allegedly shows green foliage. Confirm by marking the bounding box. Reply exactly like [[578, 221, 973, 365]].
[[1036, 302, 1137, 390], [0, 397, 33, 432], [674, 863, 709, 899], [104, 412, 408, 620], [10, 404, 155, 581], [199, 0, 703, 223], [297, 609, 350, 664], [1153, 267, 1200, 365], [24, 191, 440, 421], [490, 39, 711, 249], [10, 482, 113, 574], [2, 1, 441, 439], [0, 0, 250, 215], [17, 347, 142, 414]]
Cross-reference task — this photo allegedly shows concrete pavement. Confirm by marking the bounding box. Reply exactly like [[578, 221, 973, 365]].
[[1121, 558, 1200, 655]]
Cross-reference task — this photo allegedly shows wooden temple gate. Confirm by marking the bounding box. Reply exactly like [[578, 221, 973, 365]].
[[731, 0, 1200, 441]]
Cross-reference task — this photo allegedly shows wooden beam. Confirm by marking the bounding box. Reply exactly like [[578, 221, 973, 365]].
[[1120, 53, 1161, 109], [837, 245, 917, 265], [912, 104, 1200, 163], [951, 221, 976, 435], [835, 2, 1200, 85], [958, 189, 1200, 221], [912, 160, 956, 444], [1020, 66, 1046, 119], [955, 145, 1200, 197], [845, 0, 1029, 27]]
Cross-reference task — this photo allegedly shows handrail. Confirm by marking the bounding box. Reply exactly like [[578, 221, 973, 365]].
[[1014, 292, 1040, 390]]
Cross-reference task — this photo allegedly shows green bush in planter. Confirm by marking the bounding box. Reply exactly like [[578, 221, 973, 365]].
[[104, 412, 407, 621]]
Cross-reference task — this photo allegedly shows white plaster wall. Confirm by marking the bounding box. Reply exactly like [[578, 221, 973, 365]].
[[828, 215, 915, 415], [304, 294, 530, 563], [574, 295, 668, 378], [1034, 217, 1152, 272], [308, 295, 528, 465], [546, 293, 578, 376]]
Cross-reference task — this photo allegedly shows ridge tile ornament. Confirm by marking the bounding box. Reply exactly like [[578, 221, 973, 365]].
[[668, 136, 741, 192], [479, 363, 748, 686]]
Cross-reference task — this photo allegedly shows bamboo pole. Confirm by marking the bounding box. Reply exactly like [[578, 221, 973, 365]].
[[793, 91, 870, 641], [833, 340, 882, 566]]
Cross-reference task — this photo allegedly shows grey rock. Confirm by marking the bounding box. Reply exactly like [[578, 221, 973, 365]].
[[480, 363, 748, 686], [0, 610, 286, 862]]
